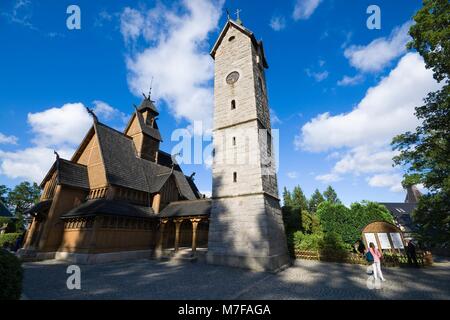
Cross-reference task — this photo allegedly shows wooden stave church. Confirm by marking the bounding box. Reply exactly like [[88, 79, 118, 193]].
[[20, 96, 211, 263]]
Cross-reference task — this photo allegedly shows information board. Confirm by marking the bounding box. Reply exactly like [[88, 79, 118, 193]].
[[364, 233, 378, 248], [377, 233, 391, 249], [390, 233, 404, 249]]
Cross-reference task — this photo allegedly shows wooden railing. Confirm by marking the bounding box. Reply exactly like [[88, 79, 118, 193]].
[[295, 250, 433, 267]]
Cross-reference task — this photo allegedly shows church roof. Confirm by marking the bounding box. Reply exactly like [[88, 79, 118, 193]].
[[159, 199, 211, 218], [61, 199, 156, 219], [210, 19, 269, 68], [0, 201, 12, 218], [40, 159, 90, 190], [94, 122, 198, 200], [135, 109, 162, 142], [379, 202, 418, 233], [138, 96, 159, 115], [24, 200, 53, 216]]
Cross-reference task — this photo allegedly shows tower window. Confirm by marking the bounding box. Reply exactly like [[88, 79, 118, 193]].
[[231, 100, 236, 110], [233, 172, 237, 183], [232, 137, 236, 146], [228, 36, 235, 42]]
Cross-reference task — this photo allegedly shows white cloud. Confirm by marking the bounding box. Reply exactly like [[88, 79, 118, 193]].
[[122, 0, 224, 135], [305, 69, 329, 82], [337, 74, 364, 86], [287, 171, 298, 179], [0, 147, 73, 183], [333, 145, 397, 175], [270, 15, 286, 31], [297, 52, 442, 193], [315, 173, 341, 184], [93, 100, 128, 124], [1, 101, 126, 183], [344, 22, 412, 73], [293, 0, 322, 21], [28, 103, 93, 148], [367, 173, 404, 193], [298, 53, 440, 152], [0, 133, 18, 145]]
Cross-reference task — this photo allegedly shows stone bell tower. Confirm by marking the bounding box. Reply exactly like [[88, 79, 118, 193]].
[[207, 17, 290, 271]]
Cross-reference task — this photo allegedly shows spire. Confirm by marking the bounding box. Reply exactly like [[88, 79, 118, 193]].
[[405, 185, 422, 204]]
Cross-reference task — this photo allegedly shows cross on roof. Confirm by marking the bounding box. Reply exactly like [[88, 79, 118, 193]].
[[235, 9, 242, 25]]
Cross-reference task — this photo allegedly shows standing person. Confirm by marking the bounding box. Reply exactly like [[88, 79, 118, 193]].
[[357, 240, 366, 257], [368, 242, 385, 282], [406, 240, 419, 268]]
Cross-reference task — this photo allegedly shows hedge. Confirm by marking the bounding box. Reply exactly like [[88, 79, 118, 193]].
[[0, 233, 22, 249], [0, 249, 23, 300]]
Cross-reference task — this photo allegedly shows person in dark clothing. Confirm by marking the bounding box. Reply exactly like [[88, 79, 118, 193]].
[[13, 233, 25, 252], [353, 240, 366, 257], [406, 240, 419, 267]]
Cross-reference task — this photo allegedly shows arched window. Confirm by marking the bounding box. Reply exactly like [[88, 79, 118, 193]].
[[231, 100, 236, 110], [233, 172, 237, 183]]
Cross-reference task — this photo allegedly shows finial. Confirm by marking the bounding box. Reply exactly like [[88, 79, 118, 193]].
[[148, 76, 154, 100], [235, 9, 243, 25], [133, 104, 138, 111], [226, 8, 230, 20], [54, 150, 60, 160], [189, 172, 196, 181], [86, 107, 98, 123]]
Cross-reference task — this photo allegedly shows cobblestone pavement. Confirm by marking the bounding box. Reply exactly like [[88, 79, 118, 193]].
[[22, 258, 450, 300]]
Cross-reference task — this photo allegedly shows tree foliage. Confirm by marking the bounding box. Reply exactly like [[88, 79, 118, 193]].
[[392, 0, 450, 247], [308, 189, 325, 213], [317, 201, 393, 245], [323, 186, 341, 204], [7, 182, 41, 231]]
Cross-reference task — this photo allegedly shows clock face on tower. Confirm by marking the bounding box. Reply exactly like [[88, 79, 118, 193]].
[[226, 71, 240, 85]]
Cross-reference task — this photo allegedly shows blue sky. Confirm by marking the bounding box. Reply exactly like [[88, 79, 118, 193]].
[[0, 0, 440, 205]]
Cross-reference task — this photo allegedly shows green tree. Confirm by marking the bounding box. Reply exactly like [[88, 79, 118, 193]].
[[392, 0, 450, 246], [323, 186, 341, 204], [8, 182, 41, 231], [309, 189, 325, 213], [292, 186, 308, 211], [317, 201, 394, 245], [0, 185, 10, 205], [282, 187, 293, 208]]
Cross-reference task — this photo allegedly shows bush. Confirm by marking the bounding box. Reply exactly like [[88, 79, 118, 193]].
[[0, 233, 22, 249], [0, 249, 23, 300], [317, 201, 394, 245], [293, 231, 323, 251]]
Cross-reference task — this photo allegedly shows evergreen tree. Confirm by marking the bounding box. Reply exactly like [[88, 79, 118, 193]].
[[323, 186, 341, 204], [309, 189, 325, 213], [282, 187, 293, 208], [292, 186, 308, 211]]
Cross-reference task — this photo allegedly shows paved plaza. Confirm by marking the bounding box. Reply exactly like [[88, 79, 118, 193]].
[[22, 258, 450, 300]]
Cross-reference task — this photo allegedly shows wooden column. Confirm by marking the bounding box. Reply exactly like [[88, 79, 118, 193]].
[[190, 218, 202, 253], [156, 219, 169, 252], [152, 193, 162, 214], [173, 218, 184, 252]]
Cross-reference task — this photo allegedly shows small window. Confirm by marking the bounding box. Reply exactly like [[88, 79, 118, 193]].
[[231, 100, 236, 110], [233, 172, 237, 183], [232, 137, 236, 146], [228, 36, 235, 42]]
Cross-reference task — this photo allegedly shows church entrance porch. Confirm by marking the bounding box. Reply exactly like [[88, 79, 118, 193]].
[[155, 216, 209, 261]]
